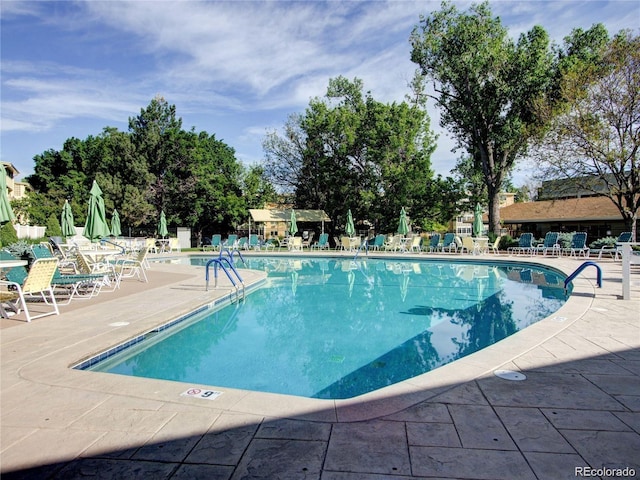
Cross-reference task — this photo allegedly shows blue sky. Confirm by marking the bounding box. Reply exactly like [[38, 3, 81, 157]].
[[1, 1, 638, 185]]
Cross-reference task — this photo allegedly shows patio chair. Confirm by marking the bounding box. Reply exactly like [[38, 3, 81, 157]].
[[409, 236, 422, 253], [534, 232, 560, 256], [31, 245, 105, 303], [598, 232, 632, 260], [563, 232, 589, 258], [0, 258, 60, 322], [288, 237, 302, 252], [247, 234, 260, 250], [168, 238, 181, 253], [145, 238, 158, 254], [459, 236, 477, 254], [384, 235, 401, 251], [112, 246, 149, 283], [488, 236, 502, 255], [74, 250, 121, 291], [224, 234, 238, 249], [312, 233, 330, 250], [438, 233, 457, 253], [426, 234, 440, 252], [202, 234, 221, 252], [368, 234, 385, 251], [302, 232, 315, 249], [237, 237, 248, 250], [508, 233, 534, 255]]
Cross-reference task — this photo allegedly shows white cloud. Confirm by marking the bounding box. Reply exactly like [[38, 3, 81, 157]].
[[2, 0, 638, 179]]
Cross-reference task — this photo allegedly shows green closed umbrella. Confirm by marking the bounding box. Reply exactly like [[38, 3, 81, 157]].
[[110, 209, 122, 237], [397, 207, 409, 236], [288, 209, 298, 236], [345, 209, 355, 237], [0, 165, 16, 224], [84, 180, 110, 242], [473, 203, 483, 237], [61, 200, 76, 238], [157, 210, 168, 238]]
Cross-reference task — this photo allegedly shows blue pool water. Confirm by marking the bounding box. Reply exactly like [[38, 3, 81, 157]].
[[86, 257, 568, 399]]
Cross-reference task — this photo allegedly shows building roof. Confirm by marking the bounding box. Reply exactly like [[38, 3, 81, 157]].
[[499, 196, 622, 223], [249, 209, 331, 223]]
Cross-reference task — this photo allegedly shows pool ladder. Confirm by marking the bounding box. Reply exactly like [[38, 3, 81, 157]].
[[205, 257, 245, 302]]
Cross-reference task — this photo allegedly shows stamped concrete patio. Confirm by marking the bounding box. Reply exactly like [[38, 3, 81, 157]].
[[1, 252, 638, 479]]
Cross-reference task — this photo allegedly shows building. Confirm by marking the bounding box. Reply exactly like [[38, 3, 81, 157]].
[[499, 196, 626, 240], [2, 162, 32, 201]]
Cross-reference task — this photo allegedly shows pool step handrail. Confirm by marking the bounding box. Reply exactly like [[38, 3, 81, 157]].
[[100, 237, 127, 255], [353, 239, 369, 261], [205, 258, 245, 301], [219, 247, 246, 267], [218, 256, 245, 300], [564, 261, 602, 292]]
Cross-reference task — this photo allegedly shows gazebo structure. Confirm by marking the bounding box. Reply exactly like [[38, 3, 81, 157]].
[[249, 209, 331, 240]]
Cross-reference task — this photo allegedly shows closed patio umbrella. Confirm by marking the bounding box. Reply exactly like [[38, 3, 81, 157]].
[[0, 165, 16, 225], [473, 203, 483, 237], [345, 209, 355, 237], [61, 200, 76, 238], [289, 209, 298, 236], [110, 209, 122, 237], [397, 207, 409, 236], [84, 180, 110, 242], [157, 210, 168, 238]]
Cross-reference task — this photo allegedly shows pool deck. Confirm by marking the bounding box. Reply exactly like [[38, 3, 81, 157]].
[[1, 251, 639, 479]]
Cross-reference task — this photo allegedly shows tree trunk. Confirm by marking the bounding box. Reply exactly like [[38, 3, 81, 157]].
[[487, 184, 502, 236]]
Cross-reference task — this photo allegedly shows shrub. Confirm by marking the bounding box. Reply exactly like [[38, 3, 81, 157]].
[[0, 222, 19, 247], [498, 234, 515, 250], [45, 214, 62, 237], [589, 236, 617, 250], [4, 240, 34, 263]]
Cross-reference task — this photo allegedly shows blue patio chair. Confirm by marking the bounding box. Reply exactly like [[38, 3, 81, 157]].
[[224, 234, 238, 249], [534, 232, 560, 256], [312, 233, 330, 250], [508, 233, 534, 255], [438, 233, 457, 253], [598, 232, 632, 260], [202, 234, 221, 251], [367, 234, 385, 251], [563, 232, 589, 258], [426, 233, 441, 252], [248, 234, 260, 250]]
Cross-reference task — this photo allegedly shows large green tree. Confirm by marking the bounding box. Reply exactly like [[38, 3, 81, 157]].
[[410, 1, 556, 234], [26, 97, 255, 239], [263, 76, 449, 234], [535, 31, 639, 240]]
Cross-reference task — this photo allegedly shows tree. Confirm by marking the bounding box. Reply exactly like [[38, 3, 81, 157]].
[[534, 31, 640, 240], [263, 76, 443, 234], [25, 98, 252, 239], [410, 1, 556, 234]]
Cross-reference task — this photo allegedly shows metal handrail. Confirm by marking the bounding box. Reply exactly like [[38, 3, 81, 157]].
[[564, 261, 602, 292], [353, 239, 369, 261], [219, 247, 246, 267], [205, 257, 245, 301], [100, 237, 126, 255]]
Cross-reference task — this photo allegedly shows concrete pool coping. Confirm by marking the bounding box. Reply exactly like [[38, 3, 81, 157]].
[[2, 250, 638, 478]]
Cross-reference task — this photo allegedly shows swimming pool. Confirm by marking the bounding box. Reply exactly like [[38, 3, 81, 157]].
[[85, 257, 568, 399]]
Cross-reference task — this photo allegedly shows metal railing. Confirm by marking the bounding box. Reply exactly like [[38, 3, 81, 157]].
[[205, 257, 245, 302], [564, 261, 602, 292]]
